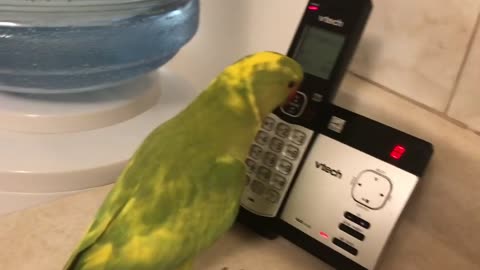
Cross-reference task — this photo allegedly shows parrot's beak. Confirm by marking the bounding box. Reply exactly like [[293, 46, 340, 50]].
[[287, 85, 300, 103]]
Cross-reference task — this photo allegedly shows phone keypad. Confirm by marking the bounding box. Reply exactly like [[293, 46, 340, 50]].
[[241, 113, 314, 217]]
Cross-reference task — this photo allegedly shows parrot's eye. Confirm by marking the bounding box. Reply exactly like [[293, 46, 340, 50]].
[[288, 81, 296, 88]]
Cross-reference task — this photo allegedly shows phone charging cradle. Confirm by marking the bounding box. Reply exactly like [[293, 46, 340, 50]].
[[278, 104, 433, 270]]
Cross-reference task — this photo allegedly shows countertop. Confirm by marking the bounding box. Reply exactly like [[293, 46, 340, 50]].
[[1, 73, 480, 270]]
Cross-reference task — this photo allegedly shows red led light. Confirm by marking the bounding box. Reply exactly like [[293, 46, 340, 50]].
[[319, 231, 329, 239], [390, 145, 406, 160], [308, 5, 319, 11]]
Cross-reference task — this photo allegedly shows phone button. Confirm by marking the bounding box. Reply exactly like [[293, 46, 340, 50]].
[[249, 145, 263, 160], [262, 117, 276, 131], [270, 174, 287, 190], [277, 159, 293, 175], [332, 238, 358, 256], [262, 152, 278, 167], [344, 212, 370, 229], [256, 166, 272, 182], [245, 158, 256, 173], [250, 180, 266, 195], [275, 123, 291, 138], [283, 144, 300, 160], [265, 189, 280, 203], [339, 223, 365, 241], [255, 131, 270, 145], [269, 137, 285, 153], [245, 175, 251, 186], [290, 129, 307, 145], [280, 92, 308, 117]]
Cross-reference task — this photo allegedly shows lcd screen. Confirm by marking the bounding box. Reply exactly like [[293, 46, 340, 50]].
[[293, 26, 346, 79]]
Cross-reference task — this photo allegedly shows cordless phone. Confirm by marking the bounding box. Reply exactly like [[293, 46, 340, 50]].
[[276, 103, 433, 270], [236, 0, 373, 238]]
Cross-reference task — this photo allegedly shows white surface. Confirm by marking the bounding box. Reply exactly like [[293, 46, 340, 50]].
[[0, 189, 87, 216], [280, 135, 419, 270], [0, 74, 160, 133], [0, 68, 198, 215]]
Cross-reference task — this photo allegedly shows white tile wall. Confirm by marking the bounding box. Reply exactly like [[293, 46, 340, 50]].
[[448, 21, 480, 132], [170, 0, 480, 133], [349, 0, 480, 111]]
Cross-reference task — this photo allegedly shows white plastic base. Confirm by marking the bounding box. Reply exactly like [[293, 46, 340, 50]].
[[0, 72, 165, 134], [0, 68, 198, 215]]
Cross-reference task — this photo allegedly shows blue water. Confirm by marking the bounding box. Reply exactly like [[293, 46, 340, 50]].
[[0, 0, 199, 94]]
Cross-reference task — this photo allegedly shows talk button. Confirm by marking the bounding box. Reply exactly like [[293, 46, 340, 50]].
[[280, 92, 307, 117]]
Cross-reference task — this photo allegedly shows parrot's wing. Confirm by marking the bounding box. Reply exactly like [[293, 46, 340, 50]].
[[175, 259, 193, 270], [64, 152, 247, 270], [62, 158, 138, 270], [95, 154, 246, 269]]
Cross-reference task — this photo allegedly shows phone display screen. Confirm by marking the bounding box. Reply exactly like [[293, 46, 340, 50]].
[[293, 25, 346, 80]]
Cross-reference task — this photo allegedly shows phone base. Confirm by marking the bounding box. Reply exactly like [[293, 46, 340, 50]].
[[236, 207, 279, 240]]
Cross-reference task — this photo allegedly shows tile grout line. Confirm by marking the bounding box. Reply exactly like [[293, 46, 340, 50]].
[[347, 71, 446, 115], [347, 71, 476, 132], [444, 10, 480, 113]]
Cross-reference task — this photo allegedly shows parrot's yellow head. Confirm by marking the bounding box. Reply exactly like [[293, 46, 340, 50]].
[[222, 51, 304, 120]]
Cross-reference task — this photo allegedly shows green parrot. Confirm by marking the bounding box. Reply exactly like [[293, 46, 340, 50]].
[[63, 51, 304, 270]]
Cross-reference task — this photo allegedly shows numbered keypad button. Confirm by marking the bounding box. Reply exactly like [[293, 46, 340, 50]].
[[249, 145, 263, 160], [283, 144, 300, 160], [263, 152, 278, 167], [290, 129, 307, 145], [245, 175, 251, 186], [262, 117, 276, 131], [277, 159, 293, 175], [255, 131, 270, 145], [275, 123, 291, 138], [245, 158, 256, 173], [270, 174, 287, 190], [265, 189, 280, 203], [269, 137, 284, 153], [256, 166, 272, 182], [251, 180, 266, 195]]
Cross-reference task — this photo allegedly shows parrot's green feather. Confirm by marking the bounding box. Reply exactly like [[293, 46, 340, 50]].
[[175, 259, 193, 270], [63, 51, 303, 270]]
